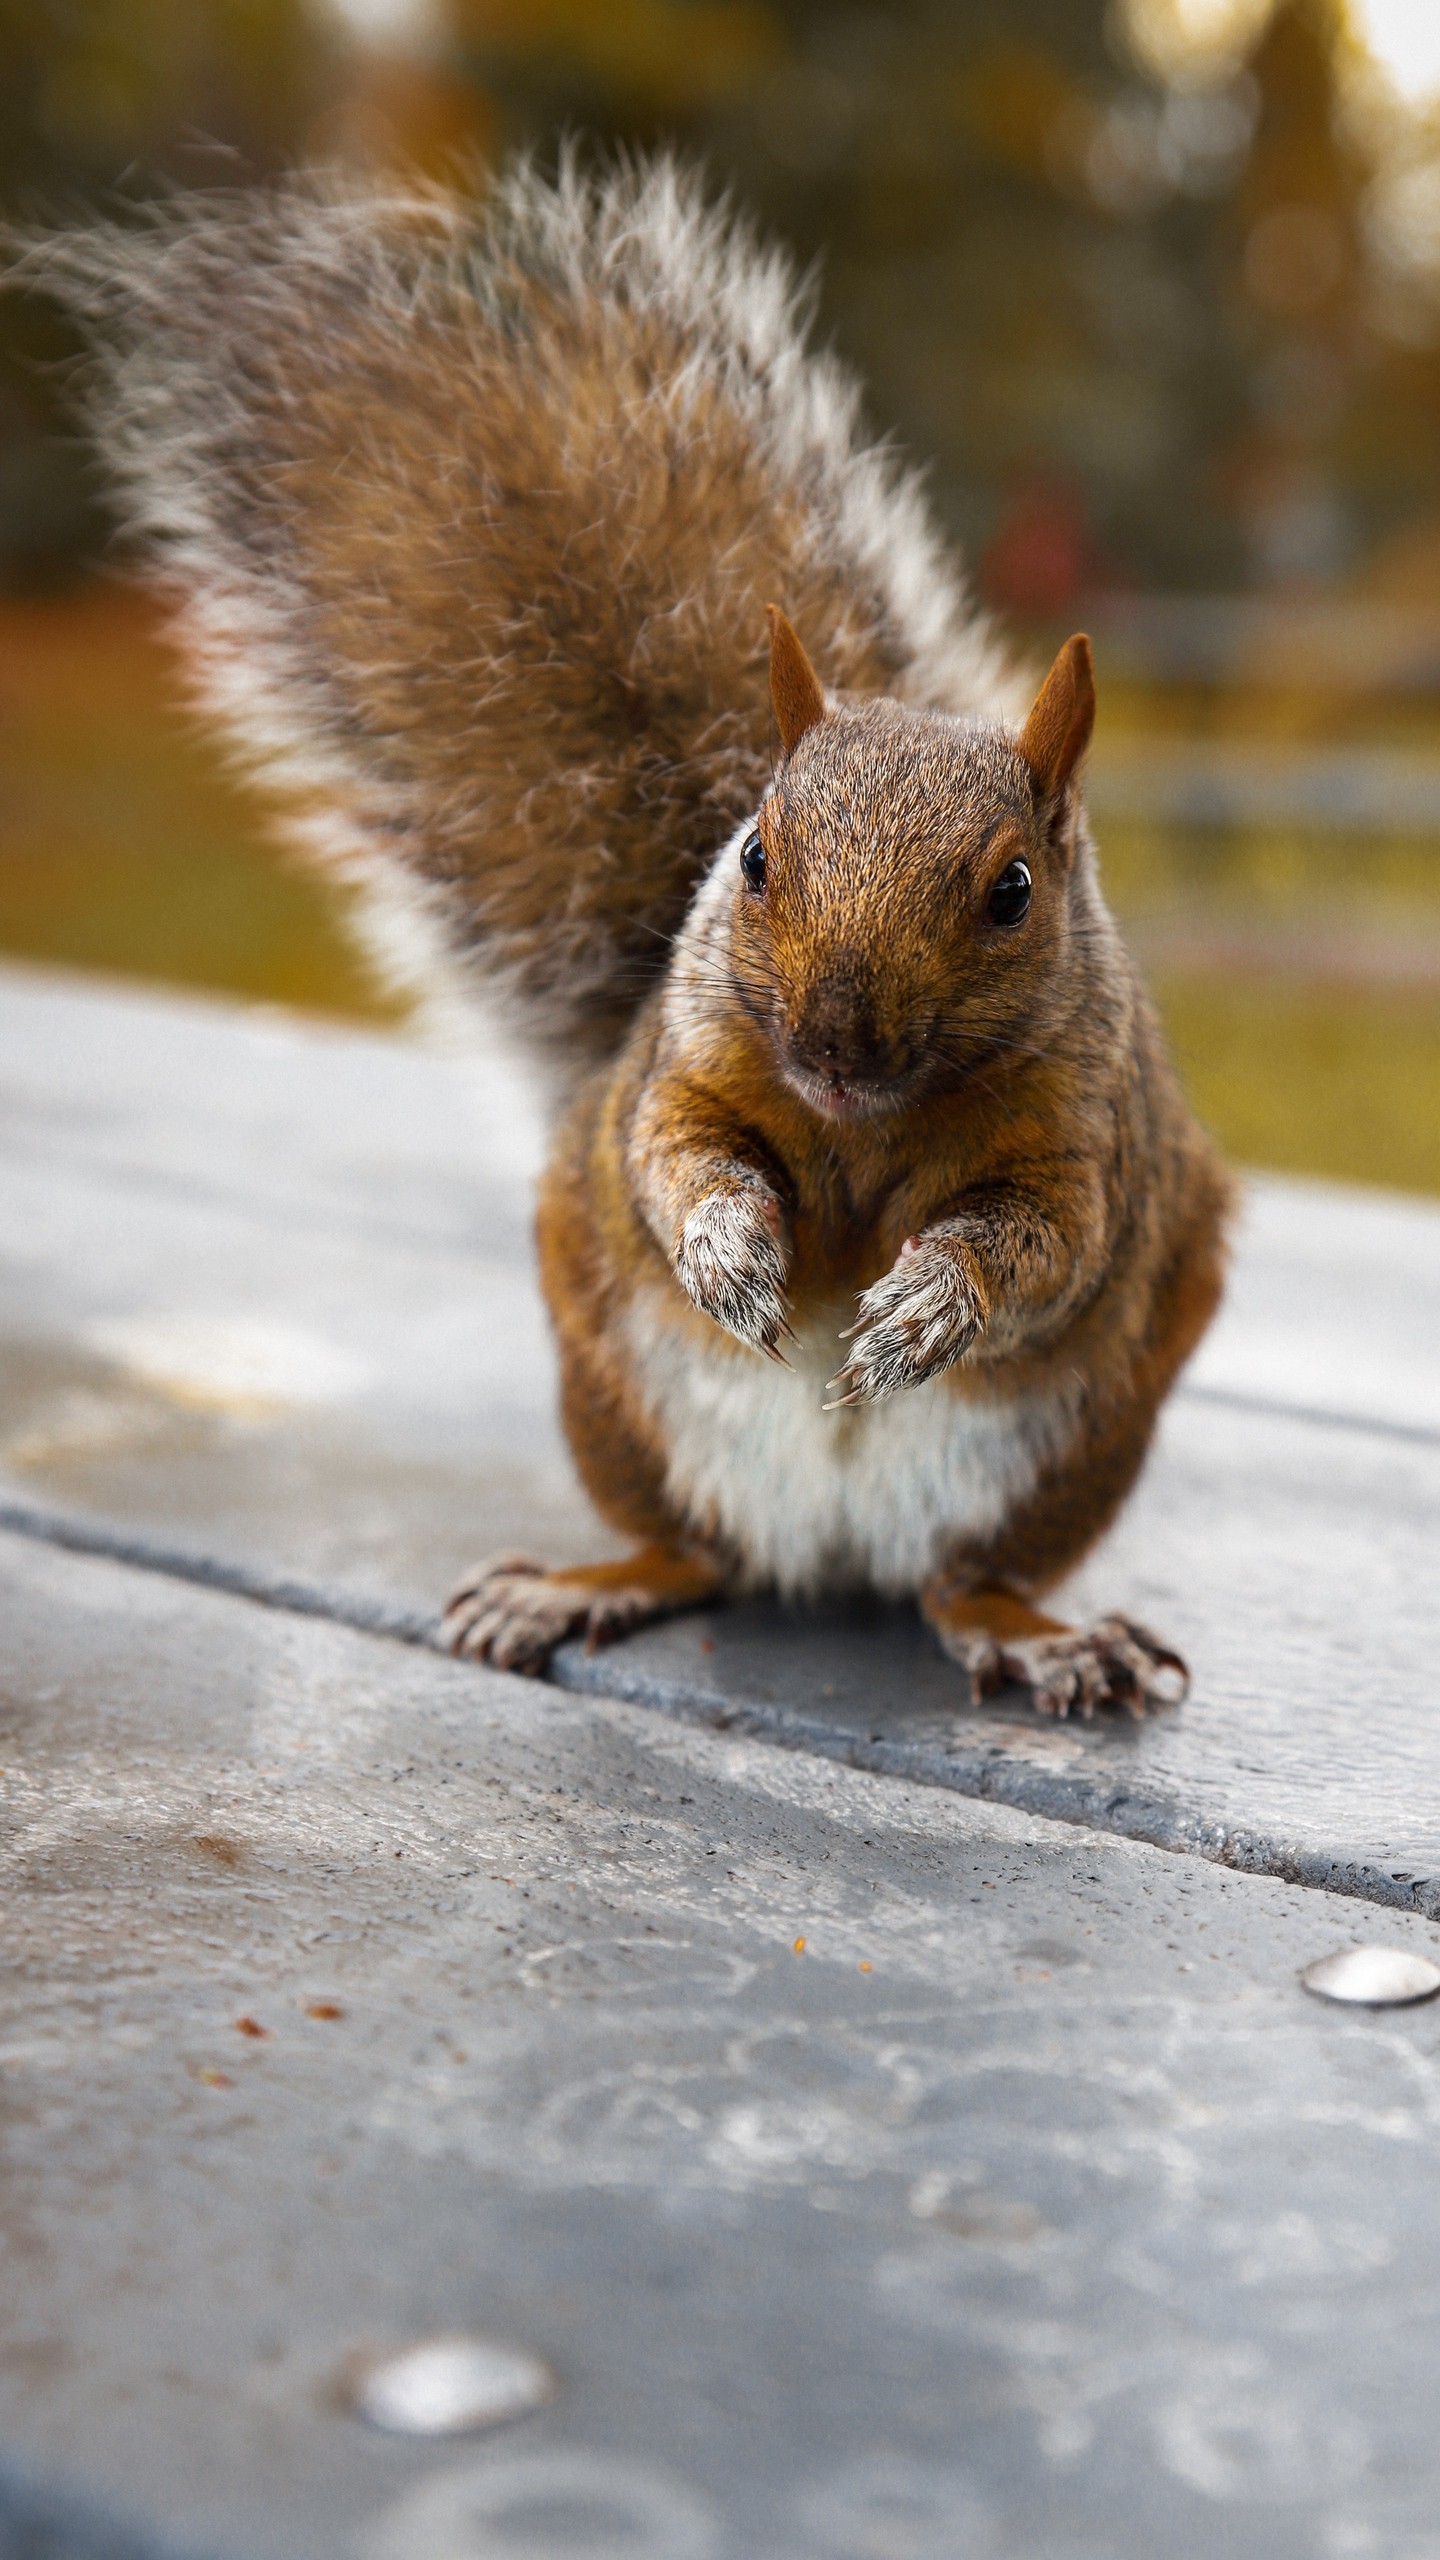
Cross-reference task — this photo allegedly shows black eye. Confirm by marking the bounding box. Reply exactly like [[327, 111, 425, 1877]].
[[740, 829, 766, 892], [988, 858, 1032, 927]]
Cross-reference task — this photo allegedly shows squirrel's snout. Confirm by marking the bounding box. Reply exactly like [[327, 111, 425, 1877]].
[[784, 975, 902, 1090]]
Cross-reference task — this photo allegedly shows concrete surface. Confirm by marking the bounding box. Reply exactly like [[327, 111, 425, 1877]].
[[5, 960, 1440, 2558], [4, 962, 1440, 1905], [10, 1527, 1440, 2560]]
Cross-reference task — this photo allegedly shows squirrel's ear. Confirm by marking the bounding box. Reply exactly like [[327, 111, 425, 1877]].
[[1019, 633, 1095, 800], [766, 605, 827, 757]]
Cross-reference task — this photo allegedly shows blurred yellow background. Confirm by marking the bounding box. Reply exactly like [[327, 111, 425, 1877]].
[[5, 0, 1440, 1191]]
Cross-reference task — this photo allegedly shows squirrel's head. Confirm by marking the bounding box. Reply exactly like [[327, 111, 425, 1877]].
[[730, 609, 1097, 1122]]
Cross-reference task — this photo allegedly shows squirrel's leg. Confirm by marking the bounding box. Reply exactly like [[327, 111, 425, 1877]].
[[442, 1544, 725, 1677], [919, 1578, 1188, 1721], [828, 1192, 1100, 1405], [627, 1069, 793, 1356]]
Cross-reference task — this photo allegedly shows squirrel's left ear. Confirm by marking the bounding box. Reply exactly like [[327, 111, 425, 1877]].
[[1019, 633, 1095, 801], [766, 605, 828, 756]]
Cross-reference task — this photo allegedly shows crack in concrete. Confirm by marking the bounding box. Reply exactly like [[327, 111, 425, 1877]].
[[4, 1487, 1437, 1928]]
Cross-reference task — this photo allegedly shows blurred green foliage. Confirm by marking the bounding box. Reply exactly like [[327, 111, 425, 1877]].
[[0, 0, 337, 585], [1153, 971, 1440, 1196], [0, 0, 332, 196], [451, 0, 1440, 599], [5, 0, 1440, 598], [455, 0, 1259, 587], [0, 587, 391, 1010]]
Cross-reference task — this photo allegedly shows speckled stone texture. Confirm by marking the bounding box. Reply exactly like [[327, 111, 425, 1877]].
[[4, 963, 1440, 2558]]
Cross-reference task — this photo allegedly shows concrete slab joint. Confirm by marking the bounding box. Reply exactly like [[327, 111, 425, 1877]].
[[4, 963, 1440, 2558]]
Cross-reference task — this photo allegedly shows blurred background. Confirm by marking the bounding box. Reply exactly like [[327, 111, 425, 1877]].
[[4, 0, 1440, 1189]]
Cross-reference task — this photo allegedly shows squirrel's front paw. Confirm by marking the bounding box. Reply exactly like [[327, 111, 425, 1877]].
[[828, 1232, 982, 1405], [674, 1190, 790, 1355]]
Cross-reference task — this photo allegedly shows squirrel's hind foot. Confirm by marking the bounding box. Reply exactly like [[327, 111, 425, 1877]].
[[985, 1617, 1188, 1720], [921, 1580, 1188, 1720], [442, 1545, 725, 1676]]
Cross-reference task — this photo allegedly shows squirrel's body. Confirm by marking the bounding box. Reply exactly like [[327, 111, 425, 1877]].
[[541, 812, 1224, 1616], [29, 156, 1232, 1713]]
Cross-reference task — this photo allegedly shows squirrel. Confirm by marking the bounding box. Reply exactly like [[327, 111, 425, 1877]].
[[27, 155, 1234, 1717]]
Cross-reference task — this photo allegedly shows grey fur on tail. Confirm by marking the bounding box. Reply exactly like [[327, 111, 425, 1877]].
[[13, 153, 1021, 1070]]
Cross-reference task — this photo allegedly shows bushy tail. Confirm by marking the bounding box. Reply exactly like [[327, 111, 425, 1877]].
[[18, 154, 1017, 1069]]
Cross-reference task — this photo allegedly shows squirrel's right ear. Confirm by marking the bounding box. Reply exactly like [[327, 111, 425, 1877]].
[[766, 605, 828, 757], [1019, 633, 1095, 800]]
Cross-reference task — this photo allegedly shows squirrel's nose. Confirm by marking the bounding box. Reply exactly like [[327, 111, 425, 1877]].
[[787, 976, 892, 1084]]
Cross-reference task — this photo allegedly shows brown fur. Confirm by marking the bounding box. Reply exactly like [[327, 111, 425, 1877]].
[[21, 161, 1234, 1711], [18, 161, 1016, 1062], [534, 650, 1231, 1648], [766, 605, 829, 755]]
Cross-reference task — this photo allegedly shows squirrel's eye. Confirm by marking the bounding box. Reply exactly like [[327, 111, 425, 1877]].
[[988, 858, 1032, 927], [740, 829, 766, 892]]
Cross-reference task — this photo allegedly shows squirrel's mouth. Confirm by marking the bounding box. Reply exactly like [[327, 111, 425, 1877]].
[[781, 1063, 918, 1122]]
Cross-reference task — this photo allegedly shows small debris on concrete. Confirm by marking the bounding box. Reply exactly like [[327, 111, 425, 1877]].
[[1300, 1946, 1440, 2007], [792, 1937, 806, 1954], [351, 2336, 555, 2437], [235, 2017, 268, 2038], [191, 1835, 243, 1868], [305, 2003, 344, 2021]]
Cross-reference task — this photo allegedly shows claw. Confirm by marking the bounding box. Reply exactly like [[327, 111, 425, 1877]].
[[986, 1613, 1189, 1721], [675, 1190, 792, 1353], [444, 1550, 544, 1615]]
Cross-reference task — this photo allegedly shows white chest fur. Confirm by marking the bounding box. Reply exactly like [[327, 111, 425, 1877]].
[[623, 1289, 1080, 1599]]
